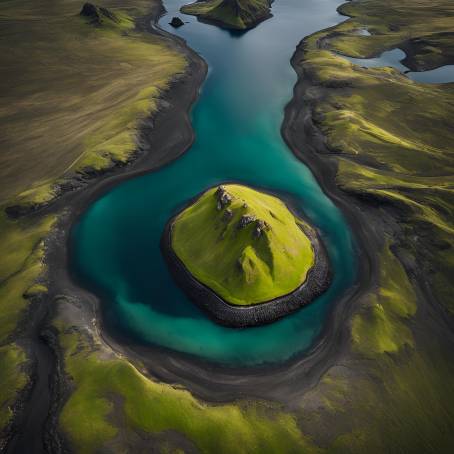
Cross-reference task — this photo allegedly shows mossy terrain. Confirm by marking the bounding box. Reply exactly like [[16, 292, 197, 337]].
[[300, 0, 454, 315], [0, 213, 56, 343], [0, 0, 186, 208], [0, 211, 56, 442], [298, 245, 454, 452], [54, 296, 319, 454], [171, 184, 315, 305], [285, 0, 454, 451], [332, 0, 454, 70], [0, 344, 28, 437], [181, 0, 272, 30], [0, 0, 186, 444]]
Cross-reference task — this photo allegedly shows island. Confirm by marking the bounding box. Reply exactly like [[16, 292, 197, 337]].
[[180, 0, 273, 30], [161, 184, 330, 326], [169, 16, 185, 27]]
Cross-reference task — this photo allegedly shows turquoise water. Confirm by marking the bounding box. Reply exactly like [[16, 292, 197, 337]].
[[342, 48, 454, 84], [71, 0, 357, 366]]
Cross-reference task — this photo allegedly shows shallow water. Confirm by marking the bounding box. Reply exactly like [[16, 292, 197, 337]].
[[343, 48, 454, 84], [71, 0, 357, 366]]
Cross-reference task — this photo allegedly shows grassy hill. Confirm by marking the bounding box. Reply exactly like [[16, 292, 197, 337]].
[[171, 184, 315, 305], [181, 0, 272, 30]]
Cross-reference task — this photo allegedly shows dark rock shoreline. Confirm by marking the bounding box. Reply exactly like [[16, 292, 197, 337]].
[[161, 192, 331, 328]]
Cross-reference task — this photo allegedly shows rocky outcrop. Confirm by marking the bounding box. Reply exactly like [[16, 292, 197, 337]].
[[80, 3, 119, 25], [254, 219, 269, 237], [238, 214, 256, 229], [215, 185, 233, 210], [169, 17, 185, 28], [223, 208, 233, 221]]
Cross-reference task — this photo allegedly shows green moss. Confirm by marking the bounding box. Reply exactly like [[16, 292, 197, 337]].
[[0, 0, 187, 441], [298, 239, 454, 452], [351, 243, 416, 356], [56, 312, 319, 454], [0, 211, 56, 437], [0, 212, 55, 281], [0, 213, 56, 343], [0, 344, 28, 430], [181, 0, 271, 30], [171, 184, 315, 305], [334, 0, 454, 68], [321, 348, 454, 453], [299, 0, 454, 315]]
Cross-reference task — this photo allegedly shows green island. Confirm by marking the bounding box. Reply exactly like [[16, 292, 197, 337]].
[[180, 0, 272, 30], [171, 184, 315, 306]]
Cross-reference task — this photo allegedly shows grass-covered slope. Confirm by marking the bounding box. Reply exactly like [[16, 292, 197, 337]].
[[171, 184, 315, 305], [181, 0, 272, 30], [299, 0, 454, 315], [0, 0, 186, 209], [54, 296, 317, 454]]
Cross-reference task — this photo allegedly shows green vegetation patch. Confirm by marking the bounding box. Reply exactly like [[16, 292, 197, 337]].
[[334, 0, 454, 69], [55, 300, 319, 453], [0, 0, 186, 207], [0, 212, 56, 343], [181, 0, 271, 30], [351, 242, 416, 356], [0, 0, 187, 441], [0, 210, 56, 440], [300, 0, 454, 314], [171, 184, 315, 305], [0, 344, 28, 431]]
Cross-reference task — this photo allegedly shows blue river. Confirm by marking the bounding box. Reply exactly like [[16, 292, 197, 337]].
[[71, 0, 357, 366]]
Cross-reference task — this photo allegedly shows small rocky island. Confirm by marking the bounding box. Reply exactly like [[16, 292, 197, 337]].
[[180, 0, 273, 30], [169, 16, 185, 28], [161, 184, 331, 327]]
